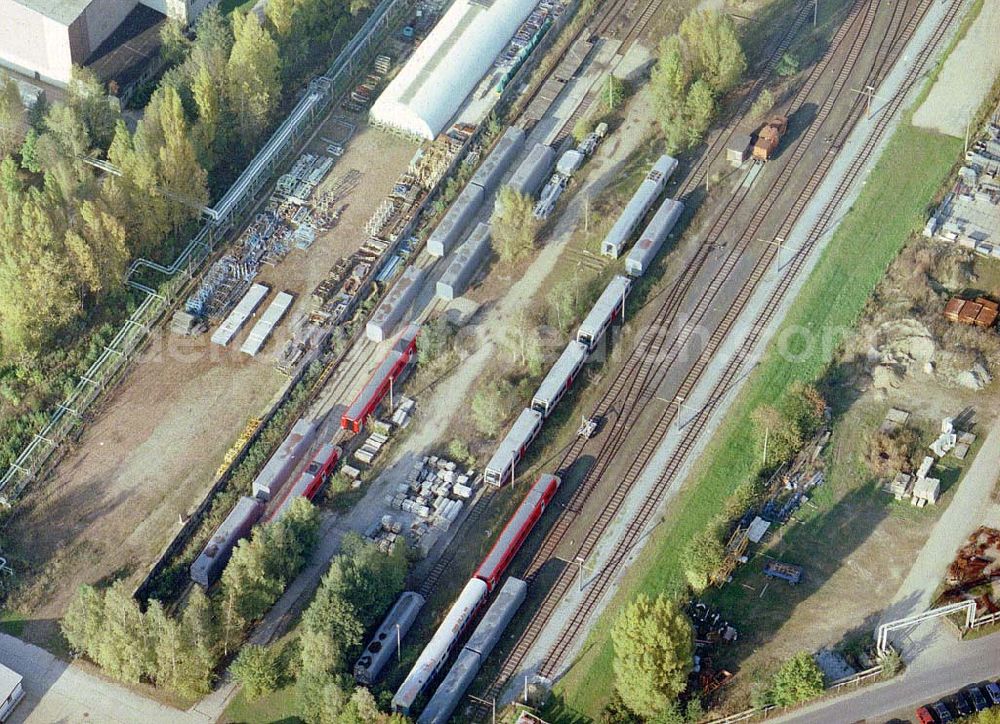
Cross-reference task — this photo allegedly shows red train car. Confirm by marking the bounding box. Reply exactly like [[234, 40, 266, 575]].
[[475, 473, 561, 590], [266, 442, 342, 523], [341, 325, 419, 433]]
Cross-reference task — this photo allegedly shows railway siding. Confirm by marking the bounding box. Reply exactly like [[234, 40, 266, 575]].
[[513, 0, 970, 714]]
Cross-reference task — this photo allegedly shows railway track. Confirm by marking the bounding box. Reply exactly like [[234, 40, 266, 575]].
[[468, 0, 942, 710], [537, 0, 956, 685]]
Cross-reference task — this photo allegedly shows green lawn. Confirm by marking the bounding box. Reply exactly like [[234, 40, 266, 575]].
[[547, 121, 962, 720], [224, 684, 303, 724]]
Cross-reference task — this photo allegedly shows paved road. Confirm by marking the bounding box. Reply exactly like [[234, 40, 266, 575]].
[[0, 633, 207, 723], [775, 630, 1000, 723]]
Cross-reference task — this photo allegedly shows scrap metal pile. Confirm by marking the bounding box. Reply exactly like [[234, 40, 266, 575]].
[[686, 601, 736, 698], [939, 527, 1000, 616], [185, 152, 335, 320]]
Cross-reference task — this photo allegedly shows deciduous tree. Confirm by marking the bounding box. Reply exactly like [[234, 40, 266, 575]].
[[471, 377, 517, 437], [611, 593, 694, 719], [232, 644, 280, 700], [226, 12, 282, 147], [492, 186, 540, 263], [0, 72, 25, 158], [680, 519, 726, 591], [770, 652, 825, 706]]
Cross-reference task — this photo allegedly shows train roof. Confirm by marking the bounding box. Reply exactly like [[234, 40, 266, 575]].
[[532, 341, 587, 407], [252, 418, 318, 498], [600, 155, 677, 253], [190, 496, 262, 581], [477, 474, 559, 581], [577, 276, 631, 341], [393, 578, 487, 711], [484, 408, 543, 478], [470, 126, 525, 193], [465, 576, 528, 655], [355, 591, 425, 684], [625, 198, 684, 274]]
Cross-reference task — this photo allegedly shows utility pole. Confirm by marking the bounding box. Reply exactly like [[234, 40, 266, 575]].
[[813, 0, 818, 27], [763, 426, 769, 467], [396, 623, 401, 663], [850, 84, 883, 120], [757, 236, 801, 255]]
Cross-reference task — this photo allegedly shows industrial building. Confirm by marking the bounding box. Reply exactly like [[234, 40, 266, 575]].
[[0, 0, 213, 86], [369, 0, 537, 140]]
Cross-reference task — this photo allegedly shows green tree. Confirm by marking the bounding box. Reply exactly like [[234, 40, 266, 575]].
[[611, 593, 694, 719], [751, 403, 802, 466], [448, 438, 473, 465], [19, 128, 40, 173], [499, 311, 545, 376], [191, 62, 222, 169], [66, 66, 119, 149], [226, 12, 282, 147], [61, 584, 105, 659], [572, 116, 594, 144], [160, 18, 192, 67], [232, 644, 280, 700], [0, 186, 82, 355], [265, 0, 297, 40], [546, 278, 582, 333], [683, 79, 715, 146], [492, 186, 541, 263], [417, 315, 455, 368], [781, 381, 825, 437], [680, 520, 726, 591], [471, 377, 517, 437], [776, 52, 800, 77], [0, 72, 26, 158], [679, 10, 746, 94], [94, 582, 155, 683], [650, 36, 690, 114], [770, 652, 824, 706], [598, 75, 629, 113], [178, 586, 217, 696], [36, 102, 93, 198], [149, 84, 209, 231]]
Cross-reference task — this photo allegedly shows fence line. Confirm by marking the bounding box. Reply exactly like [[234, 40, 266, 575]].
[[0, 0, 410, 504], [704, 666, 884, 723]]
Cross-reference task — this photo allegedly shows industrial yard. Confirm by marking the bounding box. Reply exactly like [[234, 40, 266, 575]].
[[0, 0, 998, 719]]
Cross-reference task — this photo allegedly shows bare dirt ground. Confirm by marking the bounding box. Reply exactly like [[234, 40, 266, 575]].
[[911, 0, 1000, 137], [2, 116, 416, 651]]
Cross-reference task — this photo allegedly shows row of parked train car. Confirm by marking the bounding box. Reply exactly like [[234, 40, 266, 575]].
[[355, 153, 687, 721], [190, 133, 684, 664], [346, 473, 561, 721], [189, 428, 343, 587], [190, 326, 421, 589], [482, 154, 684, 488]]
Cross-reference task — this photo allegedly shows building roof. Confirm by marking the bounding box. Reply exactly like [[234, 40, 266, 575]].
[[86, 4, 166, 91], [14, 0, 93, 26], [369, 0, 537, 140]]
